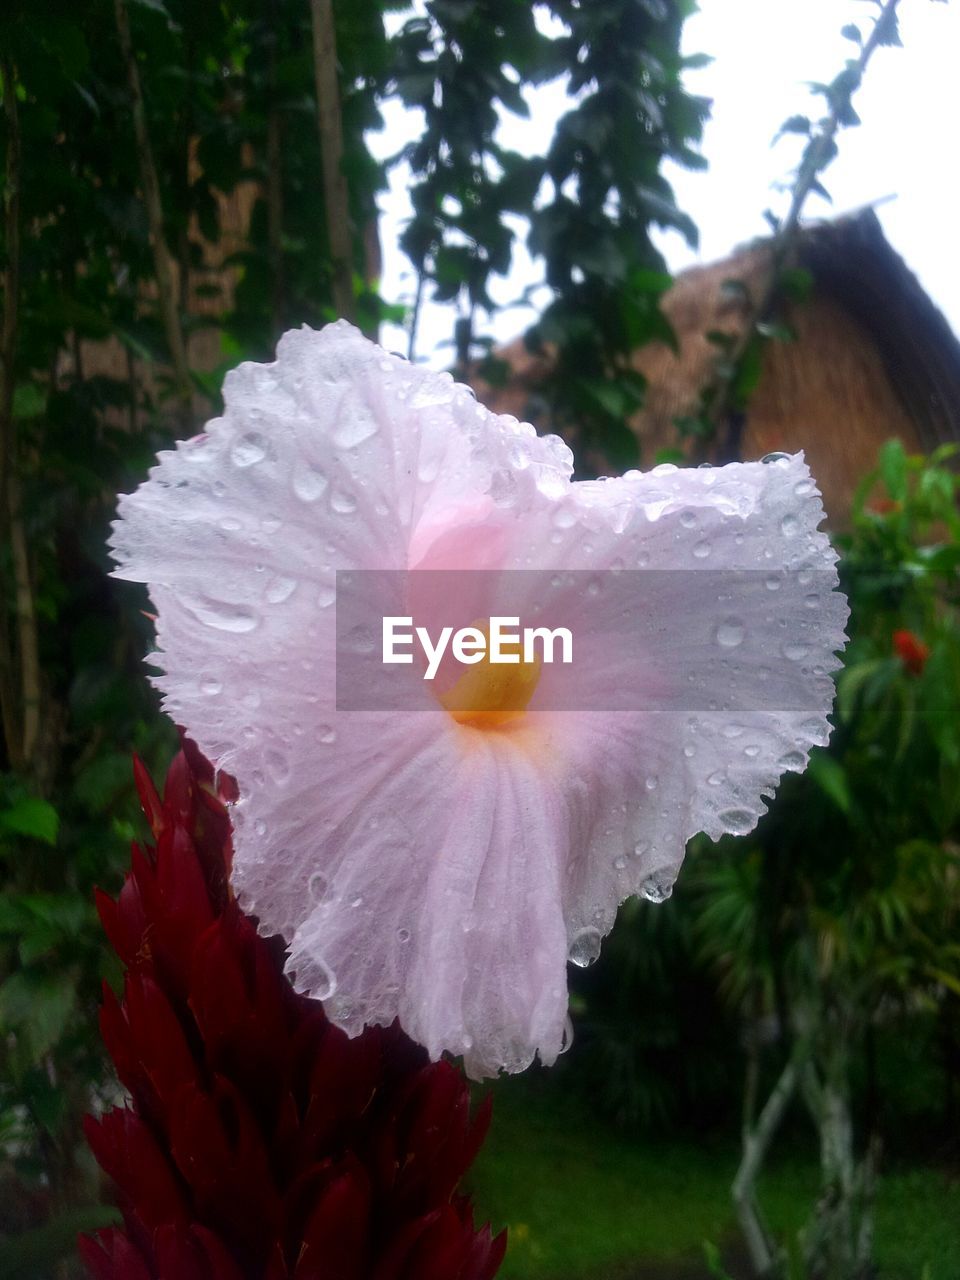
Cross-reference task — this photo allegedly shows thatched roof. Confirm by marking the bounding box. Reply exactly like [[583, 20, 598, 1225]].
[[475, 209, 960, 521]]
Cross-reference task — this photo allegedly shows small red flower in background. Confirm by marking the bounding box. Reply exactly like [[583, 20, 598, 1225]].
[[80, 743, 505, 1280], [893, 629, 930, 676]]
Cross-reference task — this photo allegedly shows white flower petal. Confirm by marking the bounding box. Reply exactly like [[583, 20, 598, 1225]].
[[110, 323, 846, 1078]]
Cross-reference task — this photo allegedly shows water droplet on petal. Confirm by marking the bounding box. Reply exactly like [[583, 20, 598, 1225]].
[[693, 539, 711, 559], [719, 808, 756, 835], [707, 770, 725, 786], [254, 818, 267, 836], [316, 725, 337, 745], [782, 641, 810, 661], [265, 575, 298, 604], [553, 504, 577, 529], [568, 927, 602, 968], [679, 509, 697, 528], [780, 514, 799, 538], [308, 872, 329, 903], [304, 955, 336, 1001], [200, 676, 222, 695], [683, 743, 695, 758], [397, 927, 411, 944], [794, 478, 814, 496], [779, 750, 805, 770], [293, 463, 329, 502], [804, 593, 820, 609], [183, 597, 259, 633], [645, 775, 658, 791], [334, 393, 380, 447], [330, 488, 358, 515], [765, 574, 782, 592], [261, 514, 283, 533], [265, 749, 289, 783], [743, 744, 761, 758], [762, 451, 791, 465], [715, 618, 746, 648], [344, 624, 375, 653], [641, 873, 673, 904], [560, 1014, 575, 1055], [317, 585, 336, 608], [231, 433, 268, 467]]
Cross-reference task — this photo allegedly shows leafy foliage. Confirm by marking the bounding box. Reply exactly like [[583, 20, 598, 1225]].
[[0, 1, 705, 1270]]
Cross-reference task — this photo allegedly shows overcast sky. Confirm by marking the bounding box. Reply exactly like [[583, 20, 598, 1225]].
[[372, 0, 960, 366]]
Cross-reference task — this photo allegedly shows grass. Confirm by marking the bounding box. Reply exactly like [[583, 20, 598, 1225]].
[[467, 1074, 960, 1280]]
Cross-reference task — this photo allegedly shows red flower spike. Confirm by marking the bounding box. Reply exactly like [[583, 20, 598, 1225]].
[[893, 629, 930, 676], [81, 746, 505, 1279]]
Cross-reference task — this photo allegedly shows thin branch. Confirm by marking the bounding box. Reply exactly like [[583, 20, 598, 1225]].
[[0, 57, 26, 771], [265, 0, 286, 338], [8, 473, 40, 769], [309, 0, 356, 322], [732, 1036, 812, 1278], [696, 0, 902, 455], [407, 270, 424, 363], [0, 56, 20, 511], [113, 0, 193, 425]]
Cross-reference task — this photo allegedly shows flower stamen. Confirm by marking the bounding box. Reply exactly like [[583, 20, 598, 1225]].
[[439, 621, 541, 729]]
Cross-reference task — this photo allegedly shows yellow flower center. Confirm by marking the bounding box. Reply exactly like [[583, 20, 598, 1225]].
[[439, 622, 541, 729]]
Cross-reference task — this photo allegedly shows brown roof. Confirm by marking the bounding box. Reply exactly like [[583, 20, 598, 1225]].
[[475, 209, 960, 521]]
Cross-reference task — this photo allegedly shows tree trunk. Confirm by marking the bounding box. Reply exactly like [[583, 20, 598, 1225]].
[[0, 57, 42, 780], [309, 0, 355, 322], [113, 0, 193, 426]]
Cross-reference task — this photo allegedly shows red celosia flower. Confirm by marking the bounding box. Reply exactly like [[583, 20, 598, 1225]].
[[80, 743, 505, 1280], [892, 629, 930, 676]]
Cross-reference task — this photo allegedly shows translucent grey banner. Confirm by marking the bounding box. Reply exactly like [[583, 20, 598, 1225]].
[[334, 569, 845, 713]]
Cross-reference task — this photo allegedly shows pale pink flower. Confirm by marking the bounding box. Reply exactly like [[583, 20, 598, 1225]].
[[110, 322, 847, 1078]]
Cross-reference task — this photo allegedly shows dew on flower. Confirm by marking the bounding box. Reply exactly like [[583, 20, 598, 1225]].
[[333, 391, 380, 447], [181, 595, 259, 633], [292, 461, 329, 502], [231, 432, 268, 467], [330, 487, 358, 514], [640, 873, 673, 904], [265, 575, 298, 604], [110, 322, 848, 1080], [715, 618, 746, 648], [568, 927, 602, 968], [718, 809, 757, 835], [783, 641, 811, 661]]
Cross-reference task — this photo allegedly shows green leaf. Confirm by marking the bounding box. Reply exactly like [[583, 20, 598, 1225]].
[[12, 384, 46, 419], [879, 438, 907, 501], [0, 798, 59, 845], [840, 23, 862, 44], [0, 971, 77, 1061], [807, 750, 852, 814]]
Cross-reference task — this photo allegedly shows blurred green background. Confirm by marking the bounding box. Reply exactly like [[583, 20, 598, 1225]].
[[0, 1, 958, 1277]]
